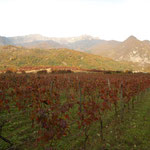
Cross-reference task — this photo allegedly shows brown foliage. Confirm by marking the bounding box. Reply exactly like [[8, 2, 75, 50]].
[[51, 69, 73, 74], [37, 70, 48, 74]]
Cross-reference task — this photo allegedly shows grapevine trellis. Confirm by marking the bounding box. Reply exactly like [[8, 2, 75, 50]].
[[0, 72, 150, 149]]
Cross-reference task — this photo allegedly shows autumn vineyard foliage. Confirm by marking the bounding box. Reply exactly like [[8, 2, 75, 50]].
[[0, 72, 150, 149]]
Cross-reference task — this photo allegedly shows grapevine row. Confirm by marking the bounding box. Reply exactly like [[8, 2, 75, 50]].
[[0, 72, 150, 149]]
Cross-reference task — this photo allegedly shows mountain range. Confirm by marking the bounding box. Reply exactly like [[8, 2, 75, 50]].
[[89, 36, 150, 65], [1, 34, 150, 71], [0, 34, 103, 50]]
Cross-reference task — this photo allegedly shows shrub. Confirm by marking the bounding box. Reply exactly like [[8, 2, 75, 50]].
[[5, 70, 14, 74], [51, 69, 73, 74], [21, 70, 26, 74], [37, 70, 48, 74]]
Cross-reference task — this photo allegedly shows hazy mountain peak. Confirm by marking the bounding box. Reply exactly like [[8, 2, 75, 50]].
[[78, 34, 99, 40], [60, 34, 100, 43], [125, 35, 139, 42]]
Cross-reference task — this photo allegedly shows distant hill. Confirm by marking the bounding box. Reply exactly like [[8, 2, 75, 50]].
[[89, 36, 150, 65], [0, 45, 136, 71], [8, 34, 50, 45], [20, 40, 64, 49], [66, 39, 105, 52], [89, 40, 121, 57], [0, 36, 13, 45]]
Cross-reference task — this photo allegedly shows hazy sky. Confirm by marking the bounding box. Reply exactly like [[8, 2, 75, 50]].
[[0, 0, 150, 41]]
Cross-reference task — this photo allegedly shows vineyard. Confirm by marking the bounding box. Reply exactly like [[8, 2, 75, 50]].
[[0, 72, 150, 150]]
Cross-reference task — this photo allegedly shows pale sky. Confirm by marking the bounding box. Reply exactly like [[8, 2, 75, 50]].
[[0, 0, 150, 41]]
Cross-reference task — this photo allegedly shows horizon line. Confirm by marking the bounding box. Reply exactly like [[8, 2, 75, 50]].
[[0, 34, 148, 42]]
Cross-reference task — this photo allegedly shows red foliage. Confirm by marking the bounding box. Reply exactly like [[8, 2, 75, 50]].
[[0, 72, 150, 148]]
